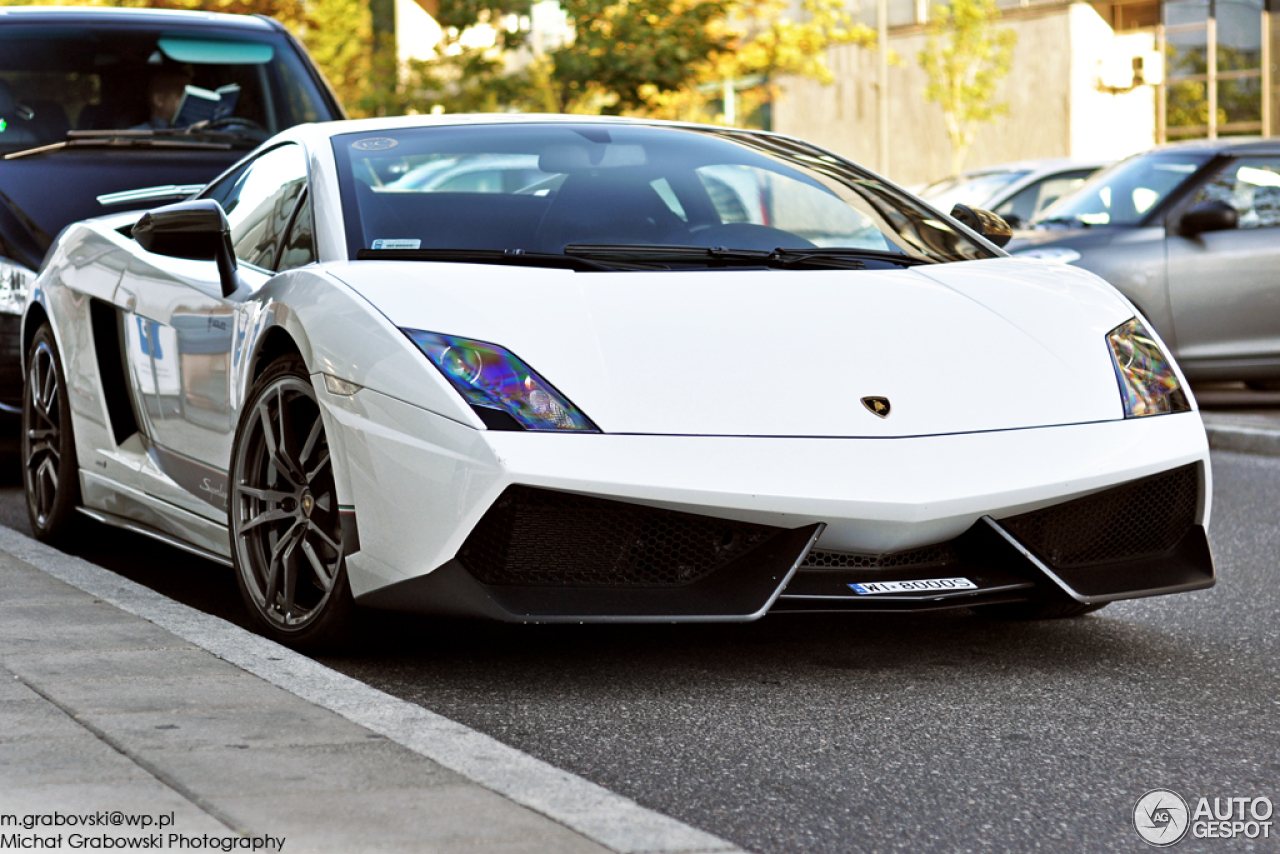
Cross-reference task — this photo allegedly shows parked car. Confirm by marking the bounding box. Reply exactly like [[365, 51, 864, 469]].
[[0, 6, 344, 448], [919, 158, 1110, 229], [23, 115, 1213, 647], [1006, 139, 1280, 389]]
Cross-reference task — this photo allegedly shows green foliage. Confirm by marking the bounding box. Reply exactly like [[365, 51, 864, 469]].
[[548, 0, 731, 114], [919, 0, 1016, 175]]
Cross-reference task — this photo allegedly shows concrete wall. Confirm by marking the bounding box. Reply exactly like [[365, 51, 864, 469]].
[[772, 3, 1163, 186]]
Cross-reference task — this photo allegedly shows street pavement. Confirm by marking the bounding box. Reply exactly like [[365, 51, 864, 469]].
[[0, 383, 1275, 853]]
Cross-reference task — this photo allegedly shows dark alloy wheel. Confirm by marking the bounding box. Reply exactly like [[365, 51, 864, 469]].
[[230, 356, 354, 648], [23, 325, 81, 542]]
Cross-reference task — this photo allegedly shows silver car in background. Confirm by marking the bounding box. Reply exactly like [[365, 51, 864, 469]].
[[918, 158, 1109, 229], [1007, 139, 1280, 389]]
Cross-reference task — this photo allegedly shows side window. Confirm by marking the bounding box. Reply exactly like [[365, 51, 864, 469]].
[[276, 191, 315, 271], [1191, 158, 1280, 229], [209, 143, 309, 269]]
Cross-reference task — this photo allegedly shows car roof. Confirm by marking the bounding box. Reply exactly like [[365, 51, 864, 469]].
[[0, 6, 277, 31], [1142, 137, 1280, 156]]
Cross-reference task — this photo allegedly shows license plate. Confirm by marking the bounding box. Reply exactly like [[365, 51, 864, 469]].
[[848, 577, 978, 595]]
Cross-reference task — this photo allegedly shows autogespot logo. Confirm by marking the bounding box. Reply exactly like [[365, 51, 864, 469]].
[[1134, 789, 1191, 847]]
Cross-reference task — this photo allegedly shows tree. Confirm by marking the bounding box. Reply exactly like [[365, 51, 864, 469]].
[[918, 0, 1016, 176]]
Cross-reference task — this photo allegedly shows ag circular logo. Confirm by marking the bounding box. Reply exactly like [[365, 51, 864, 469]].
[[1134, 789, 1191, 847]]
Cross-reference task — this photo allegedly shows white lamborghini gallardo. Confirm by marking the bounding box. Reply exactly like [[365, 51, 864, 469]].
[[20, 116, 1214, 647]]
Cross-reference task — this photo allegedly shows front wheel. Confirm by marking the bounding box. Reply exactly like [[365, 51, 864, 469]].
[[229, 356, 354, 649], [23, 324, 81, 542]]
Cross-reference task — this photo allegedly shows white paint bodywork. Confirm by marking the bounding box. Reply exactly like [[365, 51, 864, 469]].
[[24, 116, 1213, 606]]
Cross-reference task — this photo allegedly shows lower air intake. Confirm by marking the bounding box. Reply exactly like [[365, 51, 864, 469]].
[[998, 463, 1199, 569], [458, 486, 783, 587], [802, 543, 958, 571]]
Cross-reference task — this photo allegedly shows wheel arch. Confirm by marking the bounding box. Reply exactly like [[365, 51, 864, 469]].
[[21, 300, 51, 373]]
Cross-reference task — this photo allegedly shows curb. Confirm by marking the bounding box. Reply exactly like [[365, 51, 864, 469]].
[[0, 524, 748, 854], [1204, 423, 1280, 457]]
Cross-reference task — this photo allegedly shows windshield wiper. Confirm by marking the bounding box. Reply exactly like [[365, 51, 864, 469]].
[[4, 128, 246, 160], [355, 247, 668, 273], [564, 244, 935, 269]]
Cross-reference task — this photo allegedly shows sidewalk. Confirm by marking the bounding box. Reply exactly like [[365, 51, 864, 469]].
[[0, 527, 745, 854], [1201, 410, 1280, 456]]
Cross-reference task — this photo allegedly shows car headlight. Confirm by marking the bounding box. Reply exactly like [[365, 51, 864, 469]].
[[1013, 247, 1080, 264], [403, 329, 598, 432], [0, 257, 35, 315], [1107, 318, 1190, 418]]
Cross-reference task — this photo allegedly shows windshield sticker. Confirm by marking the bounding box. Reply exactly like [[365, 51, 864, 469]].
[[371, 239, 420, 250], [353, 138, 399, 151]]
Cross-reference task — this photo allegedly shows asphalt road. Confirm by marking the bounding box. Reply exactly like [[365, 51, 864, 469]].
[[0, 450, 1277, 853]]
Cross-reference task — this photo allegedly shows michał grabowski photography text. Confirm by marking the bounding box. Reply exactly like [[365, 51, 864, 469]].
[[0, 833, 286, 850]]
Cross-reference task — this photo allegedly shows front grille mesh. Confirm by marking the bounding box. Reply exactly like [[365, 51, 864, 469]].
[[999, 464, 1198, 569], [458, 486, 781, 587], [803, 543, 958, 571]]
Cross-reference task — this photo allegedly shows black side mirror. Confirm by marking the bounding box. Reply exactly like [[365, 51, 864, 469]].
[[133, 198, 238, 297], [1179, 199, 1238, 237], [950, 204, 1013, 247]]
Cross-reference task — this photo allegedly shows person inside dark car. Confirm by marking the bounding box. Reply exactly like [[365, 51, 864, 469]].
[[133, 68, 192, 131]]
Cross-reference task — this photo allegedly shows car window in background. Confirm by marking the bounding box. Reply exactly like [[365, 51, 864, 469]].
[[994, 170, 1097, 227], [1189, 157, 1280, 229], [921, 170, 1030, 212], [1035, 154, 1210, 227], [0, 25, 329, 150], [332, 124, 997, 263]]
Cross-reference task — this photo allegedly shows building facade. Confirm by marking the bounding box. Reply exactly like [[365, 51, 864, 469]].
[[774, 0, 1277, 186]]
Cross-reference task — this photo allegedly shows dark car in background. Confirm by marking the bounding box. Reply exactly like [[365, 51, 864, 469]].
[[0, 6, 343, 445], [1007, 139, 1280, 389]]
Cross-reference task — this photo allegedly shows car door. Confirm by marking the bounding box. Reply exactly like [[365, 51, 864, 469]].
[[121, 143, 309, 521], [1165, 156, 1280, 367]]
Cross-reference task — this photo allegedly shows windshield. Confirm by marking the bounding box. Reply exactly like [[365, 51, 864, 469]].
[[1033, 152, 1212, 227], [333, 124, 995, 265], [920, 170, 1030, 211], [0, 24, 333, 151]]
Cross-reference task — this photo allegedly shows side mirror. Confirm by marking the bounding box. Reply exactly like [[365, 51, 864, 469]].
[[133, 198, 238, 297], [950, 204, 1013, 247], [1179, 200, 1238, 237]]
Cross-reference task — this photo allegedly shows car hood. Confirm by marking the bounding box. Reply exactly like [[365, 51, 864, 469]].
[[0, 149, 242, 270], [328, 257, 1137, 437]]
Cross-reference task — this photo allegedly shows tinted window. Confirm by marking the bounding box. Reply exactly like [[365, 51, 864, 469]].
[[332, 124, 995, 264], [212, 143, 307, 269], [0, 24, 333, 151], [277, 190, 315, 270]]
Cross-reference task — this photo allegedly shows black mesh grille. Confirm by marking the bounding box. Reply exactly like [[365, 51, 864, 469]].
[[458, 486, 783, 587], [803, 543, 958, 571], [999, 464, 1199, 569]]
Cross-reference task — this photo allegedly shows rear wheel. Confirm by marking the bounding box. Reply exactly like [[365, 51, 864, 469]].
[[976, 601, 1108, 620], [23, 325, 81, 542], [229, 356, 354, 649]]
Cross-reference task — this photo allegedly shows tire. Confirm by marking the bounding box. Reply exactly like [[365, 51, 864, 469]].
[[23, 324, 81, 542], [229, 356, 355, 649], [976, 600, 1109, 620]]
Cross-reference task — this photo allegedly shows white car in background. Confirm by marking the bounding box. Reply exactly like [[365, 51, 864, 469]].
[[920, 158, 1111, 228], [22, 116, 1213, 648]]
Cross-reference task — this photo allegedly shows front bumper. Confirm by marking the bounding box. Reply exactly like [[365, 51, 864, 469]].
[[319, 386, 1213, 620]]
